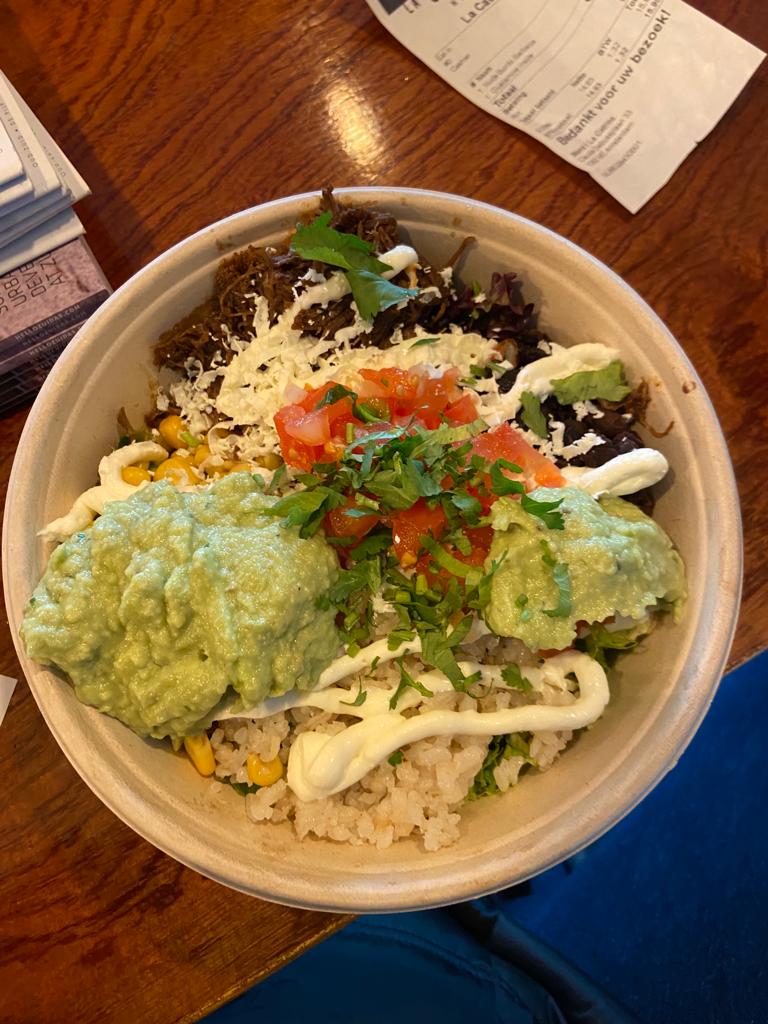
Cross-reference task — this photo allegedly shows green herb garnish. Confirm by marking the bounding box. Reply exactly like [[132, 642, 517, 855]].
[[315, 384, 358, 409], [520, 391, 548, 438], [489, 458, 525, 497], [229, 780, 261, 797], [577, 622, 645, 670], [261, 486, 345, 537], [265, 462, 288, 494], [501, 664, 534, 693], [340, 684, 368, 707], [290, 211, 418, 319], [540, 540, 573, 618], [467, 733, 536, 800], [551, 360, 631, 404], [521, 492, 565, 530], [389, 661, 434, 710]]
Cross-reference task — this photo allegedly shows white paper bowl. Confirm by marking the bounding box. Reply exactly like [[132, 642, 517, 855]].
[[3, 188, 742, 912]]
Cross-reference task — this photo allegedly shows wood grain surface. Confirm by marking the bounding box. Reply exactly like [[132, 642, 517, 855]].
[[0, 1, 766, 1021]]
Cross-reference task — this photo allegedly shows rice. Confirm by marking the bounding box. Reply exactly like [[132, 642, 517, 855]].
[[209, 637, 577, 851]]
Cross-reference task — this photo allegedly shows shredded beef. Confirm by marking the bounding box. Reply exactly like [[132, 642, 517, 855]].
[[154, 190, 404, 371]]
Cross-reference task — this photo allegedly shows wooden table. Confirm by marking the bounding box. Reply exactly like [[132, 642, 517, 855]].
[[0, 2, 765, 1021]]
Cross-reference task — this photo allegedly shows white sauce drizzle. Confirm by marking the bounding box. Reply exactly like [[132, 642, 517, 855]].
[[479, 342, 618, 425], [215, 635, 422, 721], [562, 448, 669, 497], [283, 651, 608, 801], [40, 441, 167, 542]]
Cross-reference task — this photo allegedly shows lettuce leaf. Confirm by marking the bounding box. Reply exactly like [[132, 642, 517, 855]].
[[551, 360, 631, 404]]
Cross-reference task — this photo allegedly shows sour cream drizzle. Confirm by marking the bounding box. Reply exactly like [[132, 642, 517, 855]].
[[480, 342, 618, 425], [284, 651, 609, 801], [215, 635, 422, 721], [562, 448, 669, 498], [40, 441, 167, 542]]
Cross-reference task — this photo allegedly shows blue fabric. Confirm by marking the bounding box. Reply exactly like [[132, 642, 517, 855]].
[[205, 651, 767, 1024], [207, 909, 633, 1024], [509, 650, 768, 1023]]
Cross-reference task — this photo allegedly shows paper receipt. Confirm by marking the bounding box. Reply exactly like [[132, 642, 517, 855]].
[[367, 0, 765, 212], [0, 675, 16, 728]]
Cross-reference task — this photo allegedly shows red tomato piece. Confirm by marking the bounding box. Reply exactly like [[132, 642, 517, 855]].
[[296, 382, 330, 411], [357, 367, 418, 403], [274, 406, 322, 470], [286, 407, 331, 446], [389, 500, 447, 567], [471, 422, 565, 488], [325, 499, 380, 541], [412, 524, 493, 587], [444, 392, 479, 425], [465, 525, 494, 558]]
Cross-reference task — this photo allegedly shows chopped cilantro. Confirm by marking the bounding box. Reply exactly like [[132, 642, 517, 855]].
[[489, 458, 525, 497], [420, 622, 481, 692], [323, 559, 382, 605], [388, 750, 404, 766], [449, 491, 482, 521], [179, 430, 202, 448], [520, 492, 564, 530], [501, 664, 533, 693], [315, 384, 357, 409], [467, 733, 535, 800], [520, 391, 548, 438], [409, 336, 440, 348], [290, 211, 389, 273], [228, 780, 261, 797], [265, 462, 288, 494], [262, 416, 517, 692], [260, 487, 344, 537], [387, 627, 417, 650], [389, 661, 434, 710], [346, 269, 418, 321], [539, 541, 573, 619], [577, 622, 644, 670], [340, 684, 367, 707]]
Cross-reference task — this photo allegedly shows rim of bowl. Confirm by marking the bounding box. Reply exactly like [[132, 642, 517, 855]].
[[3, 187, 743, 911]]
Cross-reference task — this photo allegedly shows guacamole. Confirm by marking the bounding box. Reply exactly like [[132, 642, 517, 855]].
[[21, 474, 340, 740], [485, 487, 686, 652]]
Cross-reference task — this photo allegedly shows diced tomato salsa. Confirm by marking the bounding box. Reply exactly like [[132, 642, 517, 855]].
[[273, 365, 564, 572], [274, 367, 480, 471]]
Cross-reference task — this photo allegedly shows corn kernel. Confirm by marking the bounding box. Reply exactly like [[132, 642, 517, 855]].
[[226, 462, 252, 475], [257, 452, 283, 471], [192, 443, 211, 467], [158, 415, 188, 450], [246, 754, 284, 787], [154, 456, 199, 486], [121, 465, 151, 486], [184, 734, 216, 776]]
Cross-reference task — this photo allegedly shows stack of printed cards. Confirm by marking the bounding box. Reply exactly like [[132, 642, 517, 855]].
[[0, 72, 91, 274], [0, 72, 110, 413]]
